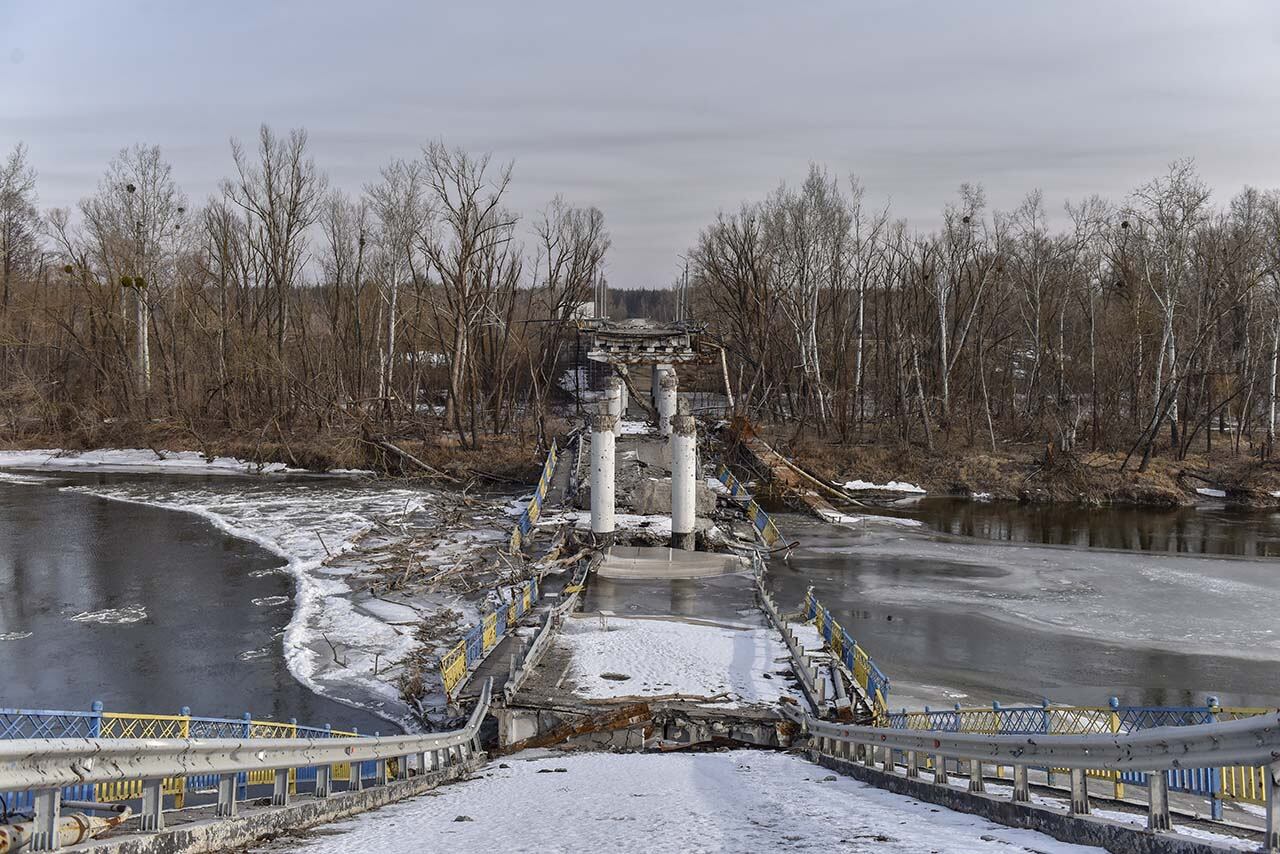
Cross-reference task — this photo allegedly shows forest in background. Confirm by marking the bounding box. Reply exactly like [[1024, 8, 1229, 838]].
[[2, 128, 1279, 484]]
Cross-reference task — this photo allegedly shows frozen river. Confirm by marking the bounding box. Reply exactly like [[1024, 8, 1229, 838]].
[[769, 504, 1280, 709], [2, 469, 1276, 725]]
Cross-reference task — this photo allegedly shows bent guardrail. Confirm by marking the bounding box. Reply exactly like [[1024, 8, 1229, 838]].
[[802, 588, 891, 719], [782, 701, 1280, 848], [714, 462, 784, 547], [0, 679, 494, 852], [510, 439, 559, 554], [439, 578, 540, 699]]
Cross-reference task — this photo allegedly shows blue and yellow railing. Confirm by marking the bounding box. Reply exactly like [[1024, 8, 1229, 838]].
[[882, 696, 1271, 816], [510, 440, 559, 554], [715, 462, 784, 547], [439, 577, 540, 698], [802, 588, 891, 719], [0, 705, 390, 812]]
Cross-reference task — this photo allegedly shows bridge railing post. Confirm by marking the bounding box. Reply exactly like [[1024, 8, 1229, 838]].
[[1012, 764, 1030, 803], [1148, 770, 1171, 832], [30, 787, 61, 851], [1264, 762, 1280, 854], [141, 777, 165, 831], [1069, 767, 1090, 815], [217, 773, 237, 816]]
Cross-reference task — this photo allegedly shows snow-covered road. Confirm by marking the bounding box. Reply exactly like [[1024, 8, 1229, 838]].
[[264, 751, 1102, 854]]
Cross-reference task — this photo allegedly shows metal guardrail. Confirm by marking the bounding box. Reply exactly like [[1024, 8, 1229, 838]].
[[884, 699, 1275, 818], [0, 679, 494, 852], [752, 554, 825, 714], [439, 578, 539, 698], [782, 701, 1280, 848], [714, 462, 783, 547], [0, 705, 381, 816], [803, 588, 891, 718], [510, 439, 559, 554]]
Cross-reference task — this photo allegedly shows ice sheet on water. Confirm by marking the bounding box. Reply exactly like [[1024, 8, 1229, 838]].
[[840, 532, 1280, 659], [67, 479, 437, 726], [69, 605, 147, 625]]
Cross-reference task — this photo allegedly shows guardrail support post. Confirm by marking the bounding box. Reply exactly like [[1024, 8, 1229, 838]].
[[1069, 768, 1090, 815], [934, 754, 947, 785], [30, 788, 61, 851], [272, 769, 290, 806], [314, 764, 331, 799], [1147, 771, 1170, 832], [863, 742, 876, 769], [1012, 765, 1030, 803], [375, 758, 388, 786], [416, 751, 428, 777], [1264, 762, 1280, 853], [905, 750, 919, 778], [141, 778, 165, 831], [968, 760, 985, 793], [216, 773, 238, 816]]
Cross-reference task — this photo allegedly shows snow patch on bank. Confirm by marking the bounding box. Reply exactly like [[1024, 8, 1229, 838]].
[[840, 478, 926, 494], [0, 448, 303, 475], [1196, 487, 1228, 499], [266, 750, 1104, 854]]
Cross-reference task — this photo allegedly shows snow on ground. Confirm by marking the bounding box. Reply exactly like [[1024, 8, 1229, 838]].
[[1196, 487, 1228, 499], [0, 448, 303, 475], [814, 506, 924, 528], [556, 614, 801, 708], [618, 419, 652, 435], [538, 508, 674, 538], [63, 480, 436, 724], [266, 751, 1104, 854], [840, 479, 926, 494]]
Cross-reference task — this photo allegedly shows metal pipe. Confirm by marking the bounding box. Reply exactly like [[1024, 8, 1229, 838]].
[[0, 807, 132, 853]]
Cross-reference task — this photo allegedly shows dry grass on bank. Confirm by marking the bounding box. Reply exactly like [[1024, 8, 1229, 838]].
[[761, 426, 1280, 507], [0, 417, 567, 483]]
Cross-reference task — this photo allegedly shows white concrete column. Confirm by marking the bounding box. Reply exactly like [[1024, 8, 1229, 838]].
[[670, 399, 696, 550], [617, 367, 630, 417], [656, 366, 678, 437], [590, 411, 617, 542], [650, 363, 664, 410], [605, 376, 624, 437]]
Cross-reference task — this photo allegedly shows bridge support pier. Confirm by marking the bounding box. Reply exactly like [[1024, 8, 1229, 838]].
[[590, 412, 617, 543], [670, 400, 696, 550], [1069, 768, 1090, 815], [606, 377, 624, 436], [217, 773, 238, 816], [1012, 764, 1030, 803], [656, 367, 677, 436]]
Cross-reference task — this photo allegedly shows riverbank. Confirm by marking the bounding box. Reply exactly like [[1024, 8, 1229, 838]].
[[766, 428, 1280, 508], [0, 418, 560, 482]]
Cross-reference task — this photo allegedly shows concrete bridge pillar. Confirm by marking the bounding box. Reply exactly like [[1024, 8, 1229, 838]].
[[590, 410, 617, 542], [656, 367, 678, 437], [617, 367, 630, 417], [605, 376, 624, 437], [670, 399, 696, 550]]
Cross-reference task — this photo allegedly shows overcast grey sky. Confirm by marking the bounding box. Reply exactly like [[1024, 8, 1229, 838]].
[[3, 1, 1280, 285]]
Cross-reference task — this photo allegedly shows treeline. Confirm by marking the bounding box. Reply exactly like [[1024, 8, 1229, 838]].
[[0, 129, 609, 448], [691, 162, 1280, 467]]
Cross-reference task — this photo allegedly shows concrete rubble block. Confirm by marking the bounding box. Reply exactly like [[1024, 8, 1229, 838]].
[[628, 476, 716, 516]]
